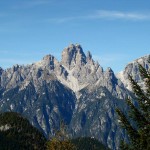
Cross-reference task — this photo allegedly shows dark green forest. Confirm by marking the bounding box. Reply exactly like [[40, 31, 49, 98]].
[[71, 137, 110, 150], [0, 112, 46, 150]]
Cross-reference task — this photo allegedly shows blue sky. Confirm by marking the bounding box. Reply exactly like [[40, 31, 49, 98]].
[[0, 0, 150, 73]]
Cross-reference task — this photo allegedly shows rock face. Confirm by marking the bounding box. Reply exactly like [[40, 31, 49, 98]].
[[60, 44, 126, 99], [0, 44, 149, 150], [70, 86, 129, 150], [117, 55, 150, 91], [0, 53, 76, 137], [61, 44, 86, 69]]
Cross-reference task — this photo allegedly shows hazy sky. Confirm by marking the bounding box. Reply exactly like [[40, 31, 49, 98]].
[[0, 0, 150, 72]]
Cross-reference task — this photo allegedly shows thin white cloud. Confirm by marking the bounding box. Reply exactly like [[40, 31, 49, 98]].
[[47, 17, 78, 23], [91, 10, 150, 20], [47, 10, 150, 24]]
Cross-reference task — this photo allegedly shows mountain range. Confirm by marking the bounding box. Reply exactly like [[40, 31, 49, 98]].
[[0, 44, 149, 149]]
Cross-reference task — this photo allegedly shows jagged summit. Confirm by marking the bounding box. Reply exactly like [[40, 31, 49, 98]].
[[61, 44, 87, 69], [117, 54, 150, 90], [86, 51, 92, 61], [105, 67, 113, 73], [0, 44, 123, 95]]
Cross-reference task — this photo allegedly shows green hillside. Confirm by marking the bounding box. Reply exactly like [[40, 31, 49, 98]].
[[0, 112, 46, 150]]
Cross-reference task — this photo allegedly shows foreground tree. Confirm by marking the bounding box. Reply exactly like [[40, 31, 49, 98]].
[[71, 137, 110, 150], [46, 121, 76, 150], [116, 57, 150, 150]]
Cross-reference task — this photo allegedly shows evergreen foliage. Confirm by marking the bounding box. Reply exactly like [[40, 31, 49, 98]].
[[116, 57, 150, 150], [46, 121, 76, 150], [71, 137, 110, 150], [0, 112, 46, 150]]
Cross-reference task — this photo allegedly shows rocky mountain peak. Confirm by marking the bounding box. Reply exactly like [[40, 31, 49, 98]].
[[117, 55, 150, 91], [86, 51, 92, 61], [104, 67, 118, 84], [42, 54, 58, 64], [61, 44, 86, 69], [34, 54, 60, 70], [12, 64, 20, 72], [95, 60, 100, 67], [105, 67, 114, 74]]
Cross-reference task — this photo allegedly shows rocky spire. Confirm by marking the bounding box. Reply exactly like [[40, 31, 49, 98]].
[[42, 54, 59, 70], [12, 64, 20, 72], [86, 51, 92, 62], [61, 44, 86, 69], [105, 67, 115, 78]]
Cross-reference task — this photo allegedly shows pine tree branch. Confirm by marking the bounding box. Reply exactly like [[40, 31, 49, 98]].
[[116, 108, 139, 142], [127, 99, 149, 128], [138, 63, 150, 98], [128, 75, 149, 114]]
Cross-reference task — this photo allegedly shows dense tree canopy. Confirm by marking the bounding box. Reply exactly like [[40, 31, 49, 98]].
[[0, 112, 46, 150], [71, 137, 110, 150]]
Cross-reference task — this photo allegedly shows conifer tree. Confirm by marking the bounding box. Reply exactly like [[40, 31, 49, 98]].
[[46, 121, 76, 150], [116, 56, 150, 150]]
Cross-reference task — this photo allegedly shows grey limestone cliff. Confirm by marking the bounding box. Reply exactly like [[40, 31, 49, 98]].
[[117, 55, 150, 91]]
